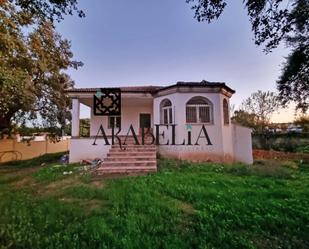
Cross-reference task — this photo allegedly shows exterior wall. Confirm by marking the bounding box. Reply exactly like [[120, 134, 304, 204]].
[[0, 138, 70, 163], [154, 92, 227, 162], [220, 94, 234, 162], [69, 138, 111, 163], [232, 124, 253, 164], [68, 91, 253, 165], [71, 98, 80, 137], [90, 98, 153, 136]]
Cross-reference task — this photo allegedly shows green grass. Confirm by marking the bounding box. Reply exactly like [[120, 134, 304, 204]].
[[33, 164, 81, 183], [0, 154, 308, 249]]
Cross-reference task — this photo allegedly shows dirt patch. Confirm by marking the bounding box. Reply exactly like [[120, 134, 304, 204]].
[[13, 176, 34, 188], [39, 175, 82, 196], [5, 167, 41, 189], [160, 194, 197, 215], [90, 180, 106, 188], [177, 201, 196, 215], [59, 197, 104, 213], [46, 175, 80, 189], [80, 199, 104, 213]]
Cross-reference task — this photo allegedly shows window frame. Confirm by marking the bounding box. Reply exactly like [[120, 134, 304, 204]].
[[160, 99, 173, 125], [108, 116, 121, 129], [223, 98, 229, 125], [185, 97, 213, 124]]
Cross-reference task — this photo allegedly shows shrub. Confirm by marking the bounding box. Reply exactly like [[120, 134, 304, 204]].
[[296, 145, 309, 154]]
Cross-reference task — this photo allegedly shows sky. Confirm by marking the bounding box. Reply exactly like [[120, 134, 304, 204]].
[[56, 0, 297, 122]]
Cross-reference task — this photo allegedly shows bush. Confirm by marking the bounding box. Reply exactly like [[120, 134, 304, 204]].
[[252, 133, 309, 152], [296, 145, 309, 154]]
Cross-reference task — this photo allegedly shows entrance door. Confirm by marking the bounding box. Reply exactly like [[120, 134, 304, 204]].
[[140, 113, 151, 128], [139, 113, 151, 135]]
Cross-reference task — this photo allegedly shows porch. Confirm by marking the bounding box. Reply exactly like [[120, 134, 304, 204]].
[[71, 93, 154, 138], [69, 91, 158, 173]]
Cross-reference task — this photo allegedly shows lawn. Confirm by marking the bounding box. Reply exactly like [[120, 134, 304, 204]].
[[0, 153, 308, 249]]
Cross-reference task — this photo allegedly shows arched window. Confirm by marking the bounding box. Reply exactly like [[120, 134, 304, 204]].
[[160, 99, 173, 124], [223, 99, 229, 125], [186, 96, 213, 124]]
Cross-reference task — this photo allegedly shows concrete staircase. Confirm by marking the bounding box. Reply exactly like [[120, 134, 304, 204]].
[[95, 136, 157, 176]]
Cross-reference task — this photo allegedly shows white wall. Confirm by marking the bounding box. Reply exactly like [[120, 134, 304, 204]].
[[69, 138, 111, 163], [154, 92, 226, 160], [220, 94, 234, 160], [90, 98, 153, 136], [70, 92, 253, 164], [232, 124, 253, 164], [154, 92, 253, 164]]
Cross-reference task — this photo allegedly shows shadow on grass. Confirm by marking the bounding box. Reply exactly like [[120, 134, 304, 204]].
[[0, 152, 67, 169]]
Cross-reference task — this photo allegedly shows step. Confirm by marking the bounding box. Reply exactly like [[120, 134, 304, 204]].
[[110, 144, 156, 148], [114, 138, 155, 142], [96, 166, 157, 174], [107, 152, 156, 157], [109, 148, 157, 152], [104, 156, 156, 161], [100, 161, 156, 167], [114, 136, 154, 140], [111, 144, 156, 148]]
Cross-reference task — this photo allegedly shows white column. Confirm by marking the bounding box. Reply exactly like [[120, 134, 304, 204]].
[[71, 98, 80, 137]]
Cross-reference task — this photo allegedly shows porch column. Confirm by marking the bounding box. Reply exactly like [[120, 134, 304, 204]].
[[71, 98, 80, 137]]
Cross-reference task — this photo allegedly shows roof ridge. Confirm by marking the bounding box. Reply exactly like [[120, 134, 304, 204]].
[[66, 81, 235, 94]]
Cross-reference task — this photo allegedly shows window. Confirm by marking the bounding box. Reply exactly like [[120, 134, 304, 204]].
[[160, 99, 173, 124], [108, 116, 121, 129], [223, 99, 229, 125], [186, 96, 213, 124]]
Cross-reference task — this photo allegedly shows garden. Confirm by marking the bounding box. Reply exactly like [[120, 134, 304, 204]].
[[0, 153, 308, 249]]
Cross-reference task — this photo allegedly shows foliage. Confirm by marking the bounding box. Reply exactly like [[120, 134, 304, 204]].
[[13, 125, 71, 138], [296, 145, 309, 154], [231, 110, 259, 131], [186, 0, 309, 112], [294, 114, 309, 132], [80, 118, 90, 137], [0, 2, 82, 134], [185, 0, 227, 23], [252, 133, 309, 153], [7, 0, 85, 22], [0, 158, 308, 248], [235, 91, 279, 132]]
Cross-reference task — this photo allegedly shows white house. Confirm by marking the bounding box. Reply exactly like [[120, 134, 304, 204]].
[[67, 81, 253, 175]]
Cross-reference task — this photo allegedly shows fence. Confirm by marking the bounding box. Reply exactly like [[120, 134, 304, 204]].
[[0, 137, 70, 163]]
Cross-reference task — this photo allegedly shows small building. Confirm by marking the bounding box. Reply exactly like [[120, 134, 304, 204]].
[[67, 81, 253, 174]]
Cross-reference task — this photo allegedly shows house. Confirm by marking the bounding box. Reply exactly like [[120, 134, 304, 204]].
[[67, 80, 253, 174]]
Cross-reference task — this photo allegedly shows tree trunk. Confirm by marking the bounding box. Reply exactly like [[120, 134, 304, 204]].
[[0, 115, 12, 132]]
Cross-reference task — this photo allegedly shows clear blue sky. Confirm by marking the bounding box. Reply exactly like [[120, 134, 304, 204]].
[[57, 0, 293, 121]]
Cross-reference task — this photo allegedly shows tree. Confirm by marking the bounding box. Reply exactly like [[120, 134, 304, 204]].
[[80, 118, 90, 137], [294, 114, 309, 132], [239, 90, 279, 132], [6, 0, 85, 22], [231, 110, 259, 131], [186, 0, 309, 112], [0, 2, 82, 134]]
